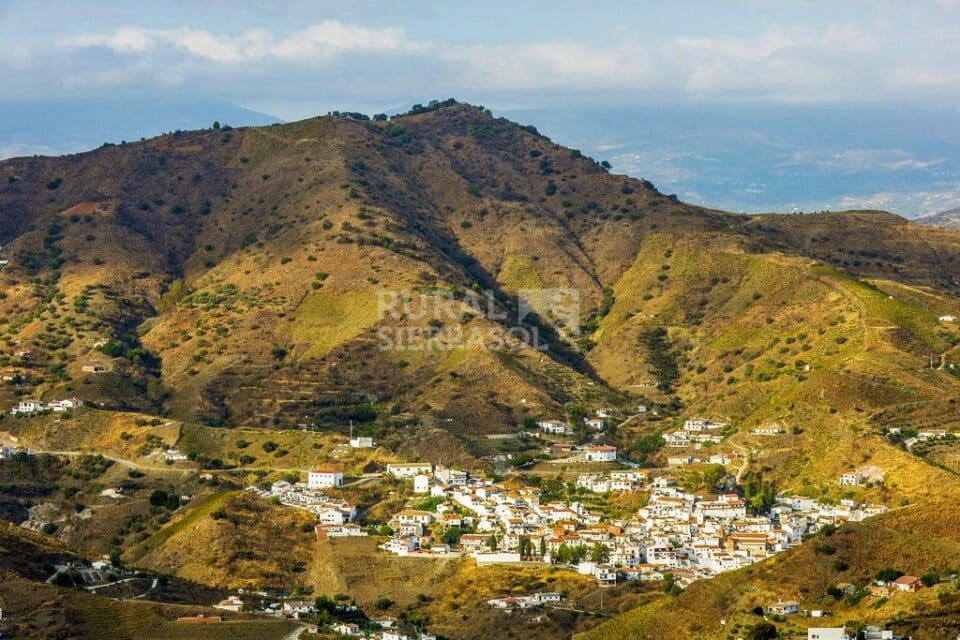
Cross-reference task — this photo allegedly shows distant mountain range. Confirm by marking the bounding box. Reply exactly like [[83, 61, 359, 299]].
[[504, 103, 960, 218], [0, 99, 279, 159], [918, 207, 960, 230]]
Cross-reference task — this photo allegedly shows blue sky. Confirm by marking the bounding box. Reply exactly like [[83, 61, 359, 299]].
[[3, 0, 960, 119]]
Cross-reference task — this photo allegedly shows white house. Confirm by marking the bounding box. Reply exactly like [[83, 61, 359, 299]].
[[413, 475, 430, 494], [839, 472, 863, 487], [684, 419, 727, 432], [11, 400, 45, 415], [538, 420, 570, 435], [593, 563, 617, 587], [48, 398, 83, 412], [939, 315, 956, 322], [386, 462, 433, 478], [767, 599, 801, 615], [349, 436, 375, 448], [214, 595, 244, 612], [282, 600, 314, 618], [308, 470, 344, 489], [753, 426, 783, 436], [391, 510, 435, 527], [331, 622, 361, 636], [585, 417, 607, 431], [583, 445, 617, 462]]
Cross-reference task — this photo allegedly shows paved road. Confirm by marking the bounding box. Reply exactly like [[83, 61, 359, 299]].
[[282, 624, 308, 640]]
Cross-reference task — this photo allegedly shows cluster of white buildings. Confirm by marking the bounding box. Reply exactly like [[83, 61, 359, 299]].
[[663, 419, 728, 449], [536, 411, 610, 436], [486, 592, 563, 609], [376, 463, 888, 590], [575, 470, 647, 493], [537, 419, 571, 435], [666, 450, 740, 467], [808, 627, 903, 640], [329, 622, 436, 640], [252, 480, 358, 527], [9, 397, 83, 415]]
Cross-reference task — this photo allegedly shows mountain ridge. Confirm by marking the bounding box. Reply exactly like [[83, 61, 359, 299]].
[[1, 101, 959, 463]]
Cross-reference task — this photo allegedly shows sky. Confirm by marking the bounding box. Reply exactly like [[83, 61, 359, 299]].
[[3, 0, 960, 118], [1, 1, 959, 216]]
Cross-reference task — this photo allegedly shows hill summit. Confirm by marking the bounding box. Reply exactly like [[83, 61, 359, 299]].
[[1, 99, 960, 466]]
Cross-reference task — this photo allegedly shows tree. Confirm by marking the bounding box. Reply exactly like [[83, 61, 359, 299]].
[[662, 572, 682, 595], [702, 464, 728, 491], [149, 489, 180, 510], [875, 567, 903, 583], [517, 536, 531, 556], [441, 526, 464, 545], [741, 471, 776, 515], [565, 402, 588, 441], [590, 542, 610, 564], [108, 546, 123, 568], [212, 121, 221, 130], [747, 622, 778, 640], [921, 567, 941, 587], [487, 535, 498, 551]]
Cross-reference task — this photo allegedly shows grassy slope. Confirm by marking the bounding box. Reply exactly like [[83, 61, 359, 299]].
[[133, 491, 317, 590], [0, 522, 295, 640]]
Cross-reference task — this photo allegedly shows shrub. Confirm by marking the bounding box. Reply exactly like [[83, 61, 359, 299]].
[[239, 232, 258, 249]]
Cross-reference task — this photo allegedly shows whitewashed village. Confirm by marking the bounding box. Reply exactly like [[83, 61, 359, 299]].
[[224, 409, 906, 639], [1, 397, 942, 639]]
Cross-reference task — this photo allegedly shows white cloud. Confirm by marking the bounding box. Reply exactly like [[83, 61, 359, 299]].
[[32, 16, 960, 103], [669, 24, 880, 97], [446, 41, 653, 90], [70, 26, 155, 54], [67, 20, 429, 64], [674, 24, 877, 61]]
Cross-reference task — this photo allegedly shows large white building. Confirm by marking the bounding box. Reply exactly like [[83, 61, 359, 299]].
[[308, 470, 344, 489], [386, 462, 433, 478], [583, 445, 617, 462]]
